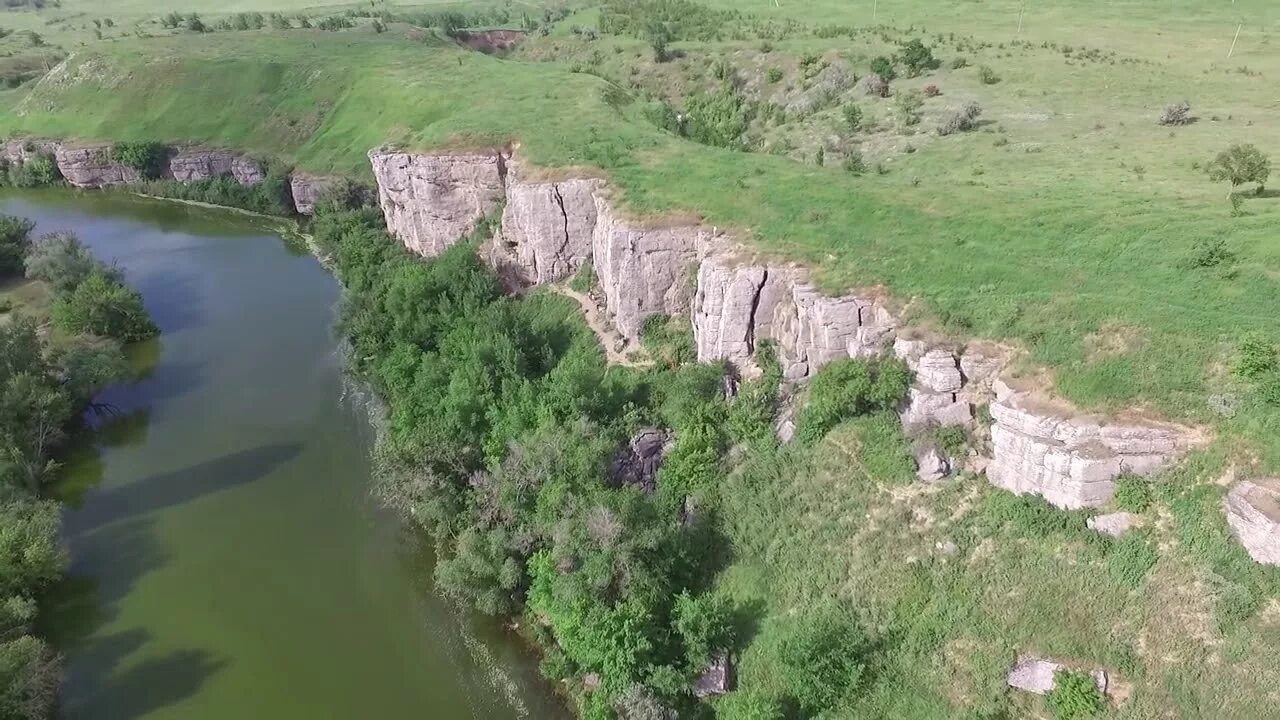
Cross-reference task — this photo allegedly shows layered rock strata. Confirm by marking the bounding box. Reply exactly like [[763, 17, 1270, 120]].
[[1225, 480, 1280, 565], [54, 143, 140, 187], [167, 149, 265, 185], [987, 379, 1189, 509]]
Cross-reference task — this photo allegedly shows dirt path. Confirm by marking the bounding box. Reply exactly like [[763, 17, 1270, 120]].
[[549, 285, 651, 368]]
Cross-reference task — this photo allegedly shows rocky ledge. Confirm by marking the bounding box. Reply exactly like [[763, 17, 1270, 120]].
[[364, 147, 1203, 512], [1225, 480, 1280, 565], [987, 379, 1192, 509]]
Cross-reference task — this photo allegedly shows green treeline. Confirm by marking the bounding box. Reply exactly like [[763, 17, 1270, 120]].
[[0, 213, 156, 718], [313, 205, 910, 719]]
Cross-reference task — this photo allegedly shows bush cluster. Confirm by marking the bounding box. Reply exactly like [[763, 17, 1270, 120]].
[[937, 101, 983, 135], [25, 232, 157, 341]]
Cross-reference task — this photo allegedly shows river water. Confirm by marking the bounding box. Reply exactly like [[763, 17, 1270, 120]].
[[0, 191, 565, 720]]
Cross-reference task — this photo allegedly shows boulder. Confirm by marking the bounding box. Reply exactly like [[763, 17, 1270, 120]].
[[1087, 511, 1139, 537], [1007, 656, 1061, 695], [915, 348, 962, 393], [692, 653, 733, 698], [915, 446, 950, 482], [1225, 479, 1280, 565]]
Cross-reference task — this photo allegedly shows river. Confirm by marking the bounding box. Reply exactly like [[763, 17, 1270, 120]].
[[0, 191, 565, 720]]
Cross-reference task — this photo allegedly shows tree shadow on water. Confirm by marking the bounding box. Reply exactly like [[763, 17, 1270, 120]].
[[65, 443, 302, 536], [62, 647, 228, 720]]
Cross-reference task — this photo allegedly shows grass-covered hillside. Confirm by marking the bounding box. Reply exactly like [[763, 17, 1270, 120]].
[[3, 17, 1279, 466], [4, 1, 1280, 717]]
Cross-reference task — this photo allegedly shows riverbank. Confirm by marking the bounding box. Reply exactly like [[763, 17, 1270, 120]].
[[3, 190, 566, 720]]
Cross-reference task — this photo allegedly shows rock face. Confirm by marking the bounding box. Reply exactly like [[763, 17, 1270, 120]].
[[609, 428, 672, 493], [369, 149, 507, 256], [167, 149, 265, 185], [894, 339, 980, 429], [53, 144, 139, 188], [987, 379, 1189, 509], [1225, 479, 1280, 565], [592, 200, 708, 339], [497, 165, 601, 284]]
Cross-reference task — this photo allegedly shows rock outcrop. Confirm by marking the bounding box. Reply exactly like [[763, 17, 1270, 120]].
[[609, 428, 673, 493], [53, 144, 139, 188], [915, 446, 951, 482], [1225, 479, 1280, 565], [369, 149, 507, 255], [692, 653, 733, 698], [290, 173, 336, 215], [167, 149, 264, 185], [987, 379, 1190, 509]]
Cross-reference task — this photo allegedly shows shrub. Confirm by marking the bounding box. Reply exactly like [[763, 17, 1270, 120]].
[[614, 684, 675, 720], [1207, 143, 1271, 195], [869, 56, 896, 81], [647, 20, 671, 62], [1046, 670, 1104, 720], [778, 606, 868, 714], [1233, 333, 1277, 379], [841, 102, 863, 131], [764, 67, 782, 83], [894, 89, 924, 127], [0, 215, 35, 277], [51, 271, 158, 342], [714, 690, 784, 720], [922, 83, 940, 97], [795, 358, 909, 444], [1113, 476, 1153, 512], [896, 38, 939, 77], [7, 154, 60, 188], [1158, 102, 1192, 126], [1185, 237, 1233, 269], [568, 260, 597, 293], [110, 141, 170, 180], [842, 152, 867, 174], [684, 85, 750, 149], [673, 591, 735, 668], [25, 233, 119, 294], [937, 101, 983, 135], [978, 65, 1000, 84], [857, 72, 889, 98], [950, 56, 968, 69]]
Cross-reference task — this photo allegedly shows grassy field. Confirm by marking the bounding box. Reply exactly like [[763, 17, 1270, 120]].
[[2, 3, 1280, 715]]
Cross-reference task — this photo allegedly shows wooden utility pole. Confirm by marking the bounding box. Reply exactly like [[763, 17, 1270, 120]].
[[1017, 3, 1025, 34], [873, 0, 878, 21], [1228, 23, 1242, 58]]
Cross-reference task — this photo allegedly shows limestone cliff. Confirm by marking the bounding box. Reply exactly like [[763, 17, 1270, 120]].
[[364, 148, 1199, 511], [368, 149, 507, 256], [1226, 480, 1280, 565]]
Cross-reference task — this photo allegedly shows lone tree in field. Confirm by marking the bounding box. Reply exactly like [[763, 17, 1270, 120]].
[[1207, 143, 1271, 196]]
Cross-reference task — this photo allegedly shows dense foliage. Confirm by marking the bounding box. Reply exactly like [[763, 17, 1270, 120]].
[[0, 215, 34, 276], [109, 141, 170, 180], [0, 212, 150, 719], [315, 206, 906, 718], [135, 170, 295, 216]]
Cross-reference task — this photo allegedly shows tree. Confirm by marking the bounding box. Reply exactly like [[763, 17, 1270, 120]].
[[869, 56, 896, 81], [1207, 143, 1271, 195], [673, 591, 735, 668], [841, 103, 863, 132], [51, 271, 158, 342], [896, 39, 938, 77], [25, 232, 118, 294], [646, 20, 671, 62], [894, 89, 924, 128], [0, 215, 34, 277]]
